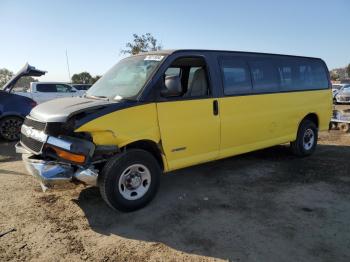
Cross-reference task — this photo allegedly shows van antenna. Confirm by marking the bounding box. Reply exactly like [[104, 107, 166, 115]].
[[65, 49, 71, 82]]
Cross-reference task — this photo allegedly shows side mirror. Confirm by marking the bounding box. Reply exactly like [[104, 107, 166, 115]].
[[161, 75, 183, 97]]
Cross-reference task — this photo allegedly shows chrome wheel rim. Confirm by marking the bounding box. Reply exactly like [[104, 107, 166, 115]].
[[0, 118, 23, 141], [303, 128, 315, 151], [118, 164, 151, 200]]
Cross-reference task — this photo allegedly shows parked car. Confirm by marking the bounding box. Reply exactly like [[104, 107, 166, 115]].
[[3, 63, 85, 104], [334, 85, 350, 104], [330, 109, 350, 132], [16, 50, 332, 212], [70, 84, 92, 91], [14, 82, 85, 104], [332, 84, 344, 98], [0, 92, 37, 141]]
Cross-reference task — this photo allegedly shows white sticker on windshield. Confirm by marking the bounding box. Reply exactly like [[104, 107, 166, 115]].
[[144, 55, 164, 61]]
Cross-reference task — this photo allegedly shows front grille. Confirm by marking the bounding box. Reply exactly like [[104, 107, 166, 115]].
[[24, 117, 46, 131], [20, 134, 44, 153]]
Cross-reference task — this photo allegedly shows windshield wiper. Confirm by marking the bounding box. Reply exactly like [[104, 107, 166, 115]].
[[85, 94, 110, 101]]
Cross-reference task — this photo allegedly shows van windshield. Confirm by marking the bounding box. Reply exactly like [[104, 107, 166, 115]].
[[86, 55, 164, 100]]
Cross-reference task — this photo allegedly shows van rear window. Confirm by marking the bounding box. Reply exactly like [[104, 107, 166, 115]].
[[219, 55, 329, 96], [276, 58, 329, 91]]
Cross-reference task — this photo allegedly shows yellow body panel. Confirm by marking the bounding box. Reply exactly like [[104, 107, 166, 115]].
[[218, 89, 332, 159], [76, 104, 169, 170], [156, 99, 220, 171], [76, 89, 331, 173]]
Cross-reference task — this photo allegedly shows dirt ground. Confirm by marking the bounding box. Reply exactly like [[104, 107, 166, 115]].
[[1, 120, 350, 261]]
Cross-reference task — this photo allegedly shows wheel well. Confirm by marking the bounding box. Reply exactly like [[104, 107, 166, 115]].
[[0, 115, 24, 121], [123, 140, 164, 170], [303, 113, 319, 128]]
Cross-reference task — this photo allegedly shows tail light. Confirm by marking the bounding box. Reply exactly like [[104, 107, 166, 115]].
[[30, 101, 37, 108]]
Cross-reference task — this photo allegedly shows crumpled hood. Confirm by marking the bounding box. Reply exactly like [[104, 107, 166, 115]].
[[30, 97, 115, 122]]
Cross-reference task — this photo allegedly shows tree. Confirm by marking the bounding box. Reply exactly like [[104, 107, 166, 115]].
[[15, 76, 37, 90], [121, 33, 162, 55], [71, 72, 93, 84], [91, 75, 101, 84], [347, 64, 350, 78], [330, 71, 340, 81], [0, 68, 13, 88]]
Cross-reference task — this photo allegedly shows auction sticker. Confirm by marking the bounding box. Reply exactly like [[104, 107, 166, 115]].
[[144, 55, 164, 61]]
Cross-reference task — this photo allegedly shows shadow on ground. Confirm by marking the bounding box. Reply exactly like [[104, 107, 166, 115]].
[[0, 140, 20, 162], [74, 144, 350, 261]]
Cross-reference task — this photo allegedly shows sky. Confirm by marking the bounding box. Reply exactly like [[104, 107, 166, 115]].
[[0, 0, 349, 81]]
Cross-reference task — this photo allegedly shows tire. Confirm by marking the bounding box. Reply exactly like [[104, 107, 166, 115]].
[[290, 119, 318, 157], [339, 123, 350, 133], [330, 122, 338, 130], [0, 116, 23, 141], [98, 149, 161, 212]]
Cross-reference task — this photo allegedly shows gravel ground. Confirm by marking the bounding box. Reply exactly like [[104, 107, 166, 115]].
[[0, 129, 349, 262]]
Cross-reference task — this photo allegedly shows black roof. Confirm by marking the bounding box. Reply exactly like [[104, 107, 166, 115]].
[[136, 49, 322, 60]]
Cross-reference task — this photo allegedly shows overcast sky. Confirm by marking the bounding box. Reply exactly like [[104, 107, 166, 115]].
[[0, 0, 349, 81]]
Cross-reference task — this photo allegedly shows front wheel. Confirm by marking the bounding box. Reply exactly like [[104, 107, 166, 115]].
[[0, 116, 23, 141], [290, 119, 318, 157], [98, 149, 161, 212]]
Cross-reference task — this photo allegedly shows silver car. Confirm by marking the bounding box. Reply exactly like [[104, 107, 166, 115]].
[[335, 85, 350, 104]]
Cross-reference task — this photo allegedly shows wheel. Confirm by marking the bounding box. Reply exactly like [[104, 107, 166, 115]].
[[330, 122, 338, 130], [290, 119, 318, 157], [98, 149, 161, 212], [0, 116, 23, 141], [339, 123, 350, 133]]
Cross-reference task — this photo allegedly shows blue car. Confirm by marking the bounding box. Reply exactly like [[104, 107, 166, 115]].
[[0, 64, 45, 141]]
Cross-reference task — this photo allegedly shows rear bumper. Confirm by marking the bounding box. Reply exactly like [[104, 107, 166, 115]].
[[16, 142, 98, 190]]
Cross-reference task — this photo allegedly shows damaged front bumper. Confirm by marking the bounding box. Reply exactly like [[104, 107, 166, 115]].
[[16, 143, 98, 191]]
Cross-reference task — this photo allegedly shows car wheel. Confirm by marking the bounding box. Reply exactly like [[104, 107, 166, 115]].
[[339, 123, 349, 133], [290, 119, 318, 157], [0, 116, 23, 141], [98, 149, 161, 212]]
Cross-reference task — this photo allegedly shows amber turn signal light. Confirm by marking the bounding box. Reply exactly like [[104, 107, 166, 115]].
[[49, 146, 86, 164]]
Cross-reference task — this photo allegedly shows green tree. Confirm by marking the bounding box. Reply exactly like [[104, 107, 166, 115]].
[[15, 76, 38, 91], [121, 33, 162, 55], [347, 64, 350, 78], [71, 72, 93, 84], [91, 75, 101, 84], [0, 68, 13, 88]]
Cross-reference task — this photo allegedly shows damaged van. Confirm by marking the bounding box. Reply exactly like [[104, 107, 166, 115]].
[[16, 50, 332, 211]]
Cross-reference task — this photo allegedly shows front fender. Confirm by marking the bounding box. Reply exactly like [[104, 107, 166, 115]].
[[75, 103, 161, 147]]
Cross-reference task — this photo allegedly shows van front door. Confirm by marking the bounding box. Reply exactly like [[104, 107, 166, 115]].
[[156, 57, 220, 171]]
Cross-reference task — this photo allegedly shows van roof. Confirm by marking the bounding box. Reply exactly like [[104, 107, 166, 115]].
[[136, 49, 322, 60]]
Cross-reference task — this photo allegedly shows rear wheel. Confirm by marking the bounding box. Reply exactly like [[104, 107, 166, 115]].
[[0, 116, 23, 141], [98, 149, 161, 212], [339, 123, 350, 133], [290, 119, 318, 157]]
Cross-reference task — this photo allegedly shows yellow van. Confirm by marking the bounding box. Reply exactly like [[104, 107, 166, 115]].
[[16, 50, 332, 211]]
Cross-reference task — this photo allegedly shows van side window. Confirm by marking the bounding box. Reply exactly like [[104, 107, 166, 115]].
[[220, 59, 252, 95], [165, 67, 181, 77], [163, 57, 210, 98], [249, 59, 280, 93], [276, 58, 329, 91]]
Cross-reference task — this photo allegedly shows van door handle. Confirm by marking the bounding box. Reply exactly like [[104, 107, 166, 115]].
[[213, 100, 219, 115]]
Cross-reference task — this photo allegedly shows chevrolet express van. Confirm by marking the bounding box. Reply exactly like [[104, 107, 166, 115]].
[[16, 50, 332, 211]]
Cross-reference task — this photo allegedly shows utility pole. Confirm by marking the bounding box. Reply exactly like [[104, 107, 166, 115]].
[[65, 49, 71, 82]]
